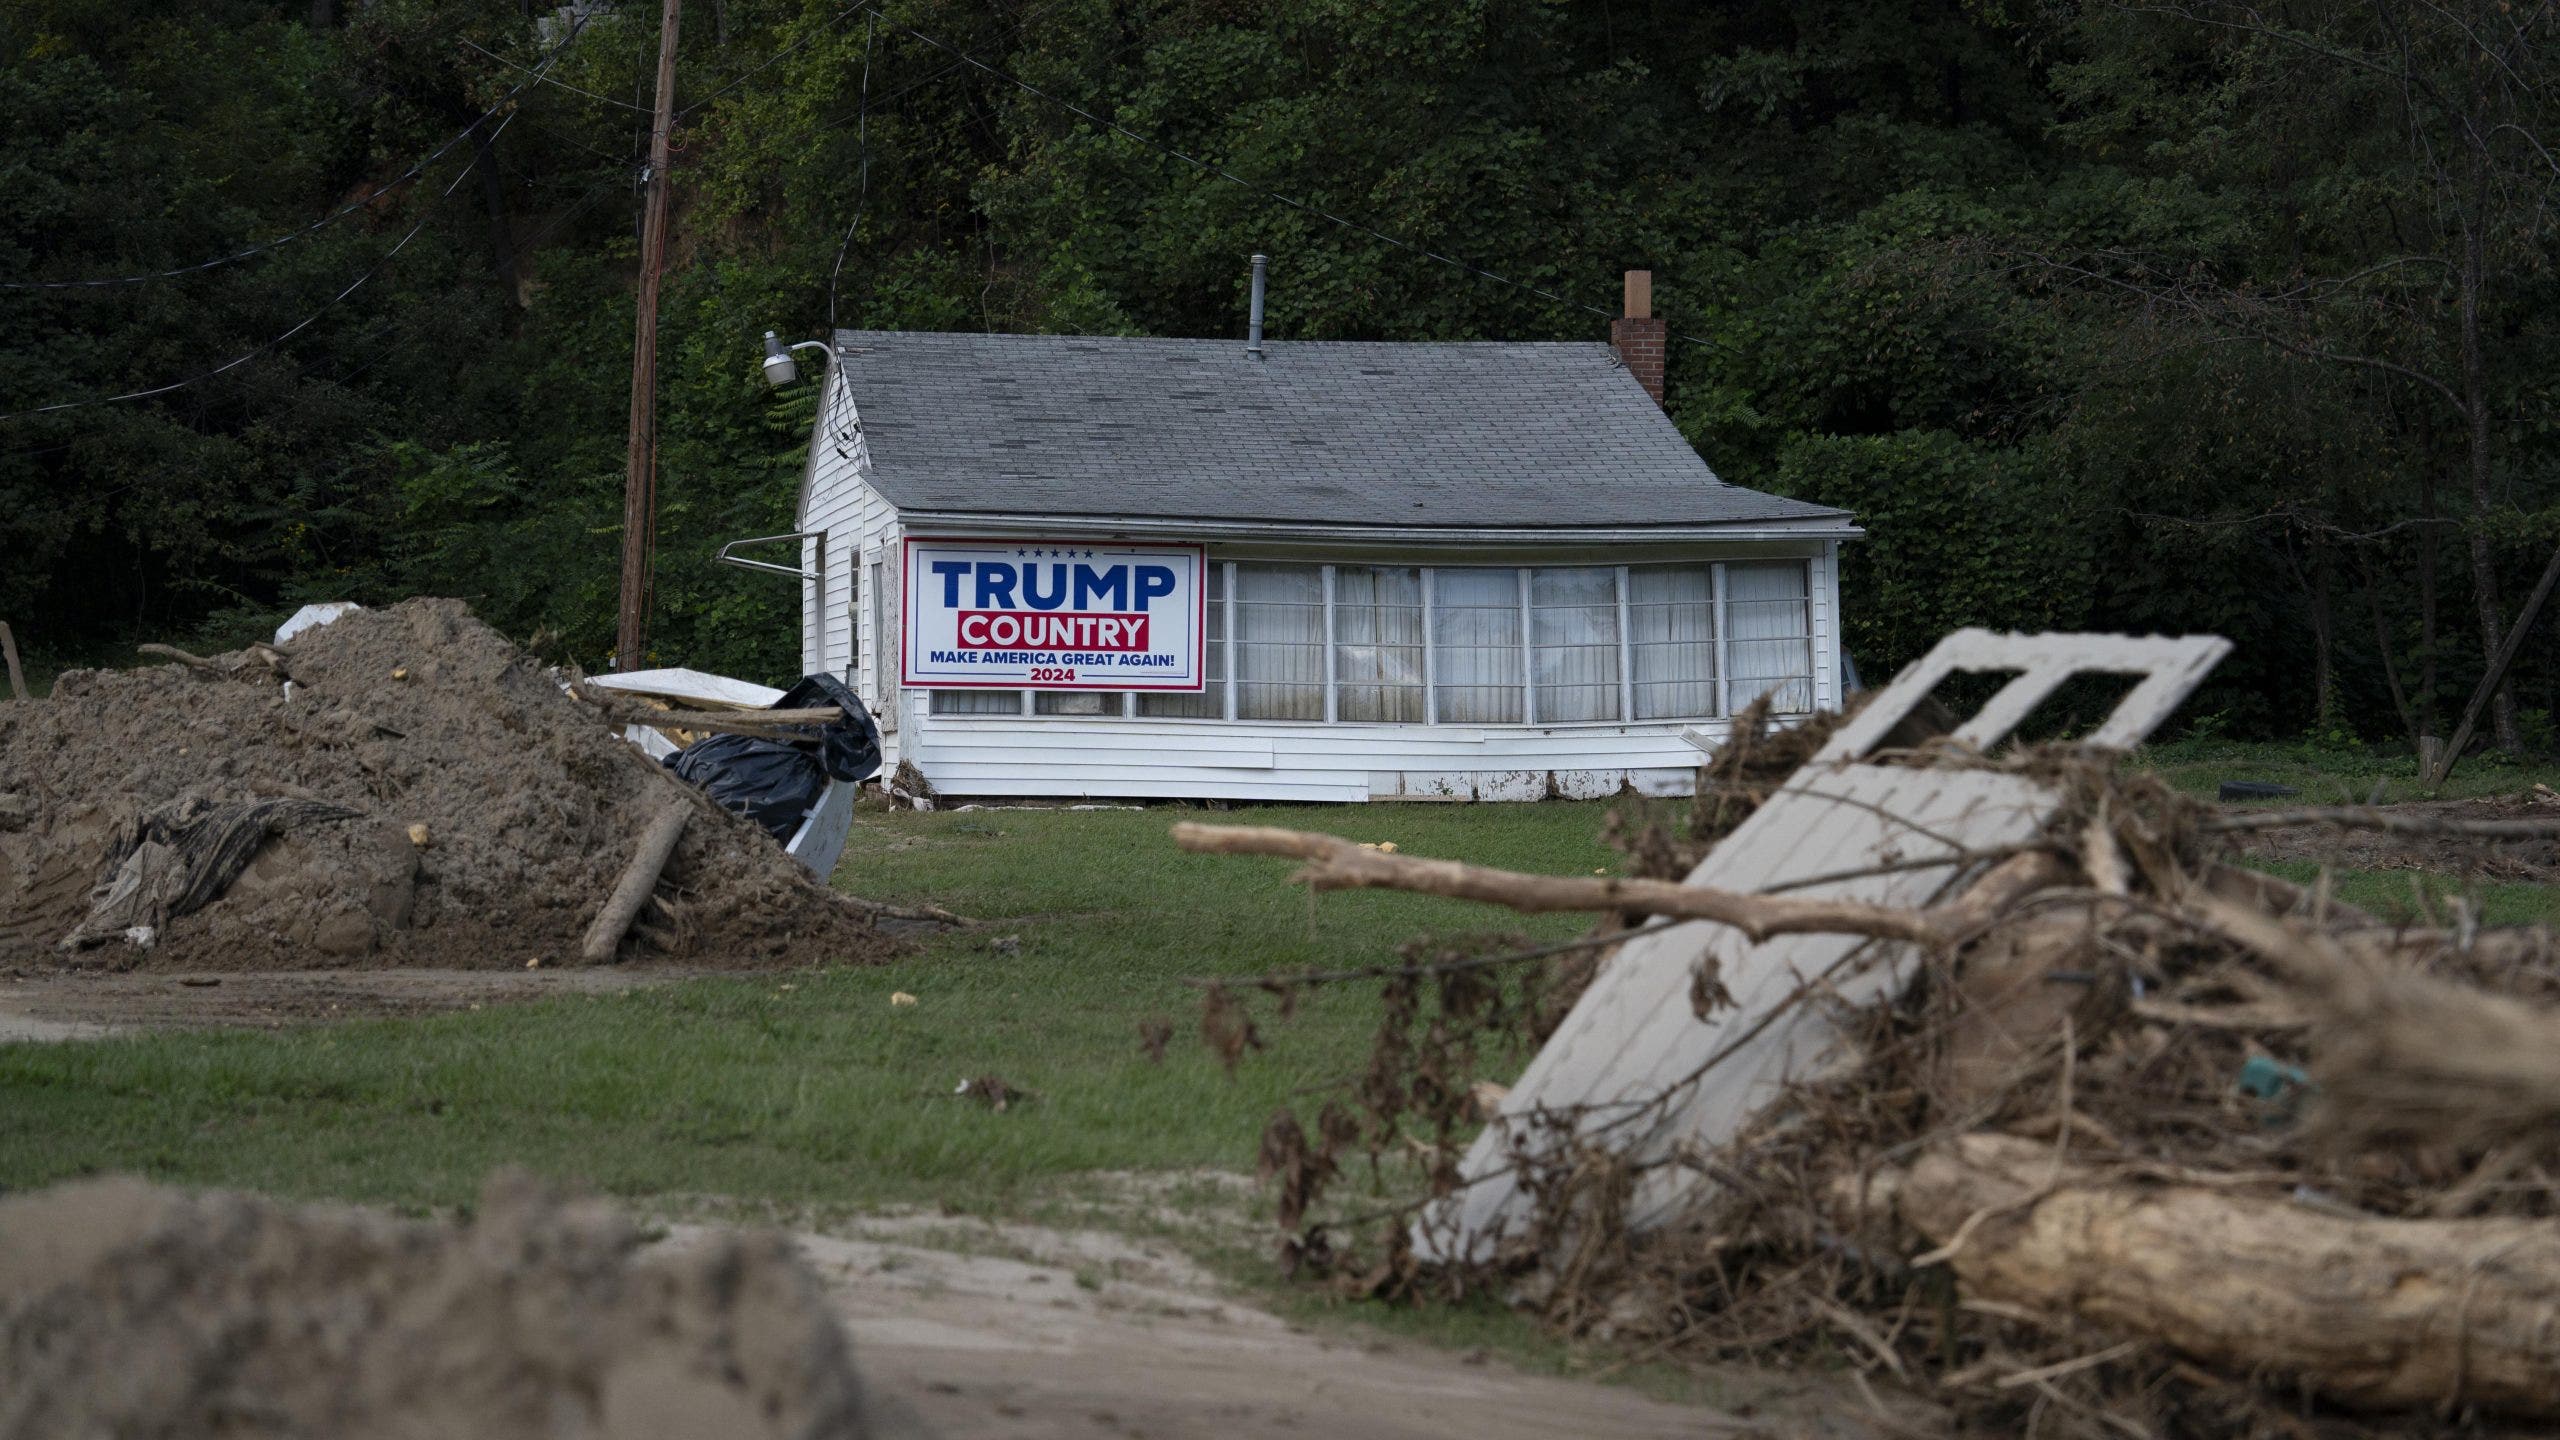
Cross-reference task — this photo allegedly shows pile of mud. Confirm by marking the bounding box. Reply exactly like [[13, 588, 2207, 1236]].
[[0, 1173, 873, 1440], [0, 599, 893, 972]]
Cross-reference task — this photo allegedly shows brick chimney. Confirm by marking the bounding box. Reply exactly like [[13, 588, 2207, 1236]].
[[1609, 269, 1666, 406]]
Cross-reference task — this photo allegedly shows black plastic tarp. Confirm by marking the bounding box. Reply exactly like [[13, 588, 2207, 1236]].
[[663, 674, 882, 843]]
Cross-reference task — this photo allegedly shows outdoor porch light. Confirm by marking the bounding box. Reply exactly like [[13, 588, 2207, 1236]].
[[760, 331, 835, 388]]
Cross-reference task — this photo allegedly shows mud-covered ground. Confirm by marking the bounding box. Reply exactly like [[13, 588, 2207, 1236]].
[[762, 1210, 1903, 1440], [0, 1167, 1899, 1440], [0, 965, 689, 1040], [2230, 795, 2560, 882]]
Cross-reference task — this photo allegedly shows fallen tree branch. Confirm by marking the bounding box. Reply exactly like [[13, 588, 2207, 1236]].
[[1891, 1133, 2560, 1416], [582, 803, 689, 963], [1168, 822, 2066, 947], [138, 642, 293, 683], [2206, 805, 2560, 839]]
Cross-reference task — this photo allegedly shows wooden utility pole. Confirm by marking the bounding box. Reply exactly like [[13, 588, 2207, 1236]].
[[617, 0, 683, 671]]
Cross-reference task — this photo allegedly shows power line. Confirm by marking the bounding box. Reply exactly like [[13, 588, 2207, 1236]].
[[2, 19, 593, 292], [0, 63, 567, 422], [827, 10, 878, 332], [680, 1, 864, 119], [462, 35, 651, 112], [0, 164, 637, 463]]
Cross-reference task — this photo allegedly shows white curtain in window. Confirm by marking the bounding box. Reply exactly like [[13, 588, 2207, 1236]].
[[1530, 567, 1621, 722], [1628, 566, 1716, 719], [1234, 564, 1326, 720], [1334, 566, 1425, 722], [1137, 564, 1226, 718], [1431, 568, 1524, 723], [931, 689, 1020, 714], [1726, 561, 1813, 713], [1035, 691, 1121, 715]]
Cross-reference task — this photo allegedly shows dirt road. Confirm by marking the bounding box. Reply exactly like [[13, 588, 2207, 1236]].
[[672, 1215, 1910, 1440], [0, 966, 677, 1037]]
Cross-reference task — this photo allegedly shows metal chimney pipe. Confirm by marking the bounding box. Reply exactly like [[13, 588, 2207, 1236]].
[[1247, 253, 1268, 360]]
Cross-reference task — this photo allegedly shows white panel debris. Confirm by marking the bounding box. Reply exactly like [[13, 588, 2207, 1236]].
[[1417, 628, 2232, 1262]]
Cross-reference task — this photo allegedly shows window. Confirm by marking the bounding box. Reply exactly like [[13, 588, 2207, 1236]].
[[1628, 566, 1716, 720], [927, 556, 1817, 725], [1138, 564, 1226, 718], [1726, 561, 1814, 713], [869, 558, 896, 709], [1235, 564, 1326, 720], [1431, 568, 1525, 723], [1333, 566, 1425, 722], [1530, 567, 1622, 722]]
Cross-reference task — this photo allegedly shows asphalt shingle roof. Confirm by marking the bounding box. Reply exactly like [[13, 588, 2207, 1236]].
[[828, 330, 1849, 531]]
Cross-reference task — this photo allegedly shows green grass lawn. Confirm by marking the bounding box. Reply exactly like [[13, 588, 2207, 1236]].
[[8, 767, 2555, 1215], [2140, 735, 2560, 805], [0, 802, 1619, 1214]]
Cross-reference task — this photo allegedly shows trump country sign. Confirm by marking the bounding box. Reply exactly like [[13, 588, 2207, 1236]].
[[900, 538, 1208, 692]]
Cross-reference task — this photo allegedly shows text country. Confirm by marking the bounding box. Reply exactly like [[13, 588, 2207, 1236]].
[[955, 611, 1150, 651]]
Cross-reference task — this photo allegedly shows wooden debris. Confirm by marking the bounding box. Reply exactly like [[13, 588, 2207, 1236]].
[[579, 803, 689, 964], [1890, 1133, 2560, 1416], [138, 641, 294, 683], [0, 621, 25, 702]]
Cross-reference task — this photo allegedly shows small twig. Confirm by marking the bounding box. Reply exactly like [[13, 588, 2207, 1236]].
[[1994, 1339, 2146, 1391]]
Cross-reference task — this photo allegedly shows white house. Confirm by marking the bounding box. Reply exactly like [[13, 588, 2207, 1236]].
[[767, 276, 1859, 803]]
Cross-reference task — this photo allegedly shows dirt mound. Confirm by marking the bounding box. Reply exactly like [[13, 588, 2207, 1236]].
[[0, 1173, 872, 1440], [0, 599, 895, 972]]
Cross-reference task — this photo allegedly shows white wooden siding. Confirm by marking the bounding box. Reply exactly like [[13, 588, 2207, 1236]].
[[906, 716, 1726, 803], [795, 365, 902, 698]]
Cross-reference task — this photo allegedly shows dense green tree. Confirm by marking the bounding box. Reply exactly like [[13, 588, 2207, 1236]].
[[3, 0, 2555, 748]]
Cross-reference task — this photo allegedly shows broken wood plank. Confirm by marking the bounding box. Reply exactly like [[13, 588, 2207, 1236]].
[[581, 803, 690, 963], [567, 680, 842, 736], [609, 704, 842, 732], [0, 621, 24, 701]]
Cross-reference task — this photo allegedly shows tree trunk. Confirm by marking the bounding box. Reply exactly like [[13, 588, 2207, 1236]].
[[2457, 112, 2519, 751], [2364, 564, 2419, 745], [2310, 537, 2337, 731], [1889, 1133, 2560, 1416], [2419, 469, 2440, 736]]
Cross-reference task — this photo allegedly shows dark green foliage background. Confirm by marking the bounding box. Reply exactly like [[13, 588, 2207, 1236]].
[[4, 0, 2555, 739]]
